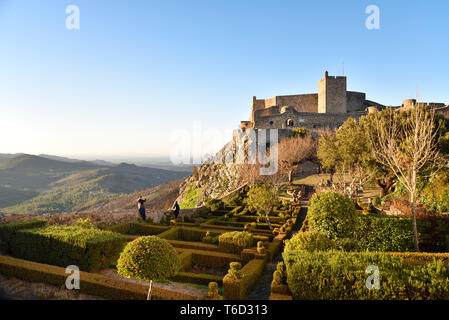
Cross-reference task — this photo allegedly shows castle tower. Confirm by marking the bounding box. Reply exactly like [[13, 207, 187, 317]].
[[318, 71, 347, 113]]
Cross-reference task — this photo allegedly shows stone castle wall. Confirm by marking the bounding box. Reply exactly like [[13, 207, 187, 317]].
[[253, 109, 366, 130], [347, 91, 366, 112], [318, 74, 347, 114]]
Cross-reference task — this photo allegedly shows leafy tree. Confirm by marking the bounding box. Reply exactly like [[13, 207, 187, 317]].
[[317, 118, 373, 196], [244, 183, 278, 230]]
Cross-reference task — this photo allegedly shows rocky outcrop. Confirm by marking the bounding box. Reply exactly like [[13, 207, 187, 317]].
[[176, 141, 246, 207]]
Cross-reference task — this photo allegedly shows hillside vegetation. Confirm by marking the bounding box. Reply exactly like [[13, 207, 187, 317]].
[[0, 154, 188, 214]]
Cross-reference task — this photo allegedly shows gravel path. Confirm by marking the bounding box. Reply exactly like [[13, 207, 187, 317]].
[[98, 269, 207, 298]]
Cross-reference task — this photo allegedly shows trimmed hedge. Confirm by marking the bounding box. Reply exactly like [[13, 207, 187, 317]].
[[0, 219, 47, 253], [218, 231, 254, 254], [0, 255, 197, 300], [158, 227, 180, 240], [267, 238, 284, 261], [158, 226, 224, 242], [223, 259, 265, 299], [171, 272, 223, 286], [108, 223, 169, 236], [236, 215, 286, 224], [355, 214, 414, 252], [189, 248, 241, 268], [9, 225, 127, 272], [175, 250, 224, 285], [284, 231, 335, 253], [282, 250, 449, 300], [168, 239, 222, 252], [178, 250, 193, 271]]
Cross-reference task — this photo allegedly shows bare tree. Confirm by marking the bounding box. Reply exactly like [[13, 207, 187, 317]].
[[368, 106, 443, 251], [278, 135, 316, 184]]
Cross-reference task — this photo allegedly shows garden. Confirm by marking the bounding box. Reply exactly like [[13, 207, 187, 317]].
[[270, 191, 449, 300], [0, 184, 302, 300]]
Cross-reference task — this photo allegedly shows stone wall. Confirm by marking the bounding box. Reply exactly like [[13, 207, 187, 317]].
[[318, 72, 347, 114], [254, 109, 366, 129], [276, 94, 318, 113], [347, 91, 366, 112], [318, 75, 326, 113]]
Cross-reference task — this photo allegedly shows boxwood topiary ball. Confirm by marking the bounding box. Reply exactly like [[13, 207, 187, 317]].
[[117, 236, 180, 281]]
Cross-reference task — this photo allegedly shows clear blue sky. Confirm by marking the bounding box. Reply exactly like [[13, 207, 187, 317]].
[[0, 0, 448, 159]]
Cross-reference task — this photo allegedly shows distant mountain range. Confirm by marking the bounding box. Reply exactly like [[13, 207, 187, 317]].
[[0, 154, 190, 214]]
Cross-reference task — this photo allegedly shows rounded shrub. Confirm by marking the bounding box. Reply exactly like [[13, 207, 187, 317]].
[[284, 231, 336, 253], [272, 262, 287, 285], [307, 191, 357, 239], [117, 236, 180, 281], [227, 262, 243, 279], [203, 281, 223, 300]]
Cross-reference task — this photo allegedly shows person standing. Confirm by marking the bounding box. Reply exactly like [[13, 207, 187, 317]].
[[137, 195, 147, 222], [172, 201, 180, 219]]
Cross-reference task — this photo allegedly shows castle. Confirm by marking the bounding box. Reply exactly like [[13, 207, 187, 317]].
[[240, 71, 447, 130]]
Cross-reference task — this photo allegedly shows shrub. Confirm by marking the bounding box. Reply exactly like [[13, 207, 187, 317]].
[[373, 196, 382, 206], [75, 218, 96, 229], [272, 262, 287, 285], [226, 262, 243, 280], [256, 241, 266, 254], [223, 259, 265, 300], [117, 236, 180, 282], [204, 198, 226, 212], [202, 282, 223, 300], [0, 219, 47, 253], [218, 231, 254, 253], [225, 190, 244, 207], [202, 231, 218, 245], [307, 191, 357, 239], [284, 231, 336, 253], [9, 225, 127, 271], [283, 250, 449, 300], [355, 214, 414, 252], [420, 171, 449, 213]]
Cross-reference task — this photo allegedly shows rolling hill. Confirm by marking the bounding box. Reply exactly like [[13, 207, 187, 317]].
[[0, 154, 189, 214]]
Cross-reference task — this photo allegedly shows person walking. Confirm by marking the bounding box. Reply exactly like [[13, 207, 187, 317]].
[[172, 201, 180, 219], [137, 195, 147, 222]]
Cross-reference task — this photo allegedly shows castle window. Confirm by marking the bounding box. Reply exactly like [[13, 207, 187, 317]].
[[286, 119, 294, 127], [269, 121, 274, 126]]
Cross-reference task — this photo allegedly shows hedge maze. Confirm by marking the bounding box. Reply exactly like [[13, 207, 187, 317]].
[[0, 195, 302, 300]]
